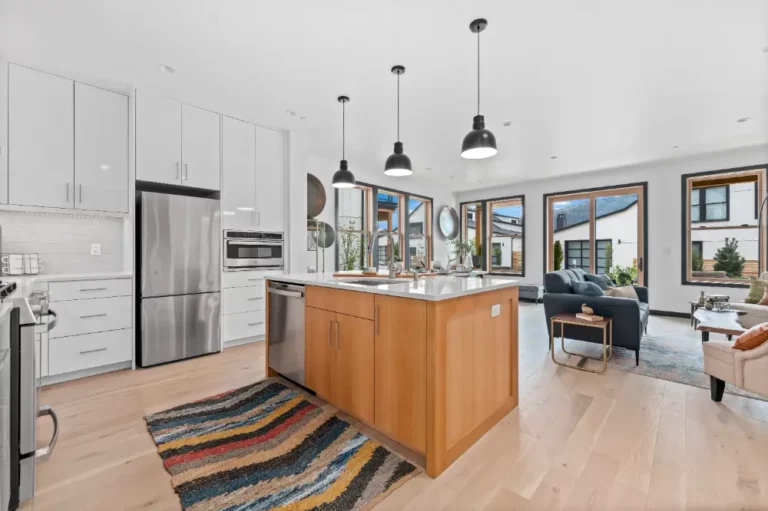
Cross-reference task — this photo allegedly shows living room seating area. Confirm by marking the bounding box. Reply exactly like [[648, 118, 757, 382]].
[[543, 268, 648, 364]]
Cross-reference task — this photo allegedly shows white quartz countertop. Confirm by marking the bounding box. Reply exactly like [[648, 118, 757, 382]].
[[269, 273, 518, 301]]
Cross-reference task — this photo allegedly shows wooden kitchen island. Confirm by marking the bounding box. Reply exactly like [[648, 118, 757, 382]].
[[265, 274, 519, 477]]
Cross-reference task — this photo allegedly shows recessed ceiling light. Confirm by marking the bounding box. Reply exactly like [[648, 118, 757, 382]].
[[285, 110, 296, 117], [737, 117, 752, 123], [550, 156, 558, 160], [449, 175, 455, 179], [503, 121, 512, 127], [158, 64, 175, 74], [425, 167, 432, 171], [764, 45, 768, 53], [673, 145, 679, 149], [300, 116, 307, 120]]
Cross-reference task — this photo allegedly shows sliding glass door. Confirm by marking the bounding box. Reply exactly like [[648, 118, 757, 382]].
[[546, 184, 646, 285]]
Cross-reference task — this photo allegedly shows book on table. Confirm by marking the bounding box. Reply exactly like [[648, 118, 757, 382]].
[[576, 313, 604, 322]]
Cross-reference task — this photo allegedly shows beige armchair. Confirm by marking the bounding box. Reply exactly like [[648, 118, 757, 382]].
[[703, 340, 768, 401]]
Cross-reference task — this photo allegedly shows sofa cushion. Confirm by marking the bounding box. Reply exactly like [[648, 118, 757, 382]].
[[745, 279, 768, 304], [571, 280, 604, 297], [585, 273, 613, 290], [572, 268, 588, 281], [733, 323, 768, 351], [563, 269, 578, 282], [758, 287, 768, 306], [639, 302, 649, 325], [604, 285, 639, 301], [544, 271, 574, 294]]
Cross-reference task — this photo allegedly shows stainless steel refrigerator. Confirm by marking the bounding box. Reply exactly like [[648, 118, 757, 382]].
[[137, 192, 221, 367]]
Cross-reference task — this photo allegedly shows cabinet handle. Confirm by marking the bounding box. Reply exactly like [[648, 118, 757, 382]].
[[247, 278, 262, 282], [66, 183, 69, 202], [80, 313, 107, 319], [375, 305, 380, 335], [335, 321, 340, 350], [79, 347, 107, 355], [250, 211, 255, 226], [328, 320, 333, 348], [257, 212, 261, 226], [79, 287, 107, 292], [247, 297, 263, 301], [176, 162, 180, 180], [248, 321, 264, 327], [184, 163, 189, 181], [79, 184, 82, 204]]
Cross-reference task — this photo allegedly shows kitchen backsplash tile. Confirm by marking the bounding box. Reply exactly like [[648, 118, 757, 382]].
[[0, 211, 125, 275]]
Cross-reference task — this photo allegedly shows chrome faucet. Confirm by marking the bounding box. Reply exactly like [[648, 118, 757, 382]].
[[368, 229, 398, 279]]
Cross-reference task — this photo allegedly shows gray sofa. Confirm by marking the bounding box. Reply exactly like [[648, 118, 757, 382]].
[[543, 269, 649, 364]]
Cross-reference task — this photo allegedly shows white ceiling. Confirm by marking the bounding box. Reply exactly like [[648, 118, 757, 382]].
[[1, 0, 766, 193]]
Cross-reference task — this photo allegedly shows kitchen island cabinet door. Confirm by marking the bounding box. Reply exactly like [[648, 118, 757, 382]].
[[333, 313, 374, 424], [305, 306, 336, 400], [374, 295, 427, 453]]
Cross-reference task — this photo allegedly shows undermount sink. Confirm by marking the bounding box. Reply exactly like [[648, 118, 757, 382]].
[[341, 279, 410, 286]]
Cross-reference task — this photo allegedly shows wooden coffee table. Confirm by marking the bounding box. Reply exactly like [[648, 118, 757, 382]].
[[693, 308, 747, 342], [550, 313, 612, 373]]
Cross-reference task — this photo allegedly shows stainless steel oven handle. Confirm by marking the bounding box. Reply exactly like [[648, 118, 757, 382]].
[[267, 288, 304, 298], [227, 240, 284, 246], [45, 309, 59, 332], [35, 405, 59, 461]]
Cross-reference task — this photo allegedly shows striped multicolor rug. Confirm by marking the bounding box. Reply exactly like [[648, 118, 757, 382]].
[[145, 379, 420, 510]]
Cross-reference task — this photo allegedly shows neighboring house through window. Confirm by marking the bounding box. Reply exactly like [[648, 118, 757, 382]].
[[691, 185, 729, 222]]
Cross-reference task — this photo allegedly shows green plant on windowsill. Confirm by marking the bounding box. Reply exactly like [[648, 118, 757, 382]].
[[450, 239, 475, 267]]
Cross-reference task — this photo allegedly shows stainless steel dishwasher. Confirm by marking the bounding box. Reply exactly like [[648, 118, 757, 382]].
[[267, 282, 306, 385]]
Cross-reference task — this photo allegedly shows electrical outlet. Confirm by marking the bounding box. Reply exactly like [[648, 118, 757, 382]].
[[90, 243, 102, 256], [491, 304, 501, 317]]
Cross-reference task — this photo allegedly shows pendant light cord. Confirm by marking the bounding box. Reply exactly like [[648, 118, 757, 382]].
[[342, 100, 345, 159], [397, 72, 401, 142], [477, 30, 481, 115]]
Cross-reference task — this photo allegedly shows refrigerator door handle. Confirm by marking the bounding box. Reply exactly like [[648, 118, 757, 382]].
[[35, 406, 59, 461]]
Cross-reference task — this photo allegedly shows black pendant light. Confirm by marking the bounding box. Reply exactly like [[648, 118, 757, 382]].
[[461, 18, 497, 160], [384, 65, 412, 176], [332, 96, 356, 188]]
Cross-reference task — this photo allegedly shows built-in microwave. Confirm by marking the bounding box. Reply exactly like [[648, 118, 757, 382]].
[[223, 231, 284, 271]]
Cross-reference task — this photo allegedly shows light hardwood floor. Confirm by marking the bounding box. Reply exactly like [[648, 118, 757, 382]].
[[24, 303, 768, 510]]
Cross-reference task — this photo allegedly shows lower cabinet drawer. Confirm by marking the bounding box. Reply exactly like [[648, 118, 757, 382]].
[[222, 286, 266, 315], [50, 296, 132, 339], [222, 311, 265, 343], [48, 329, 132, 376], [222, 270, 283, 289]]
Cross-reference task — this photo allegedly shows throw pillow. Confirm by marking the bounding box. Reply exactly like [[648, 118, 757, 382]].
[[570, 280, 605, 297], [600, 273, 616, 287], [758, 287, 768, 306], [604, 285, 639, 300], [733, 323, 768, 351], [585, 273, 612, 290], [745, 279, 768, 304]]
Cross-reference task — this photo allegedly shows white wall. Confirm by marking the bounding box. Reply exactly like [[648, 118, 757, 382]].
[[1, 211, 125, 274], [457, 145, 768, 314]]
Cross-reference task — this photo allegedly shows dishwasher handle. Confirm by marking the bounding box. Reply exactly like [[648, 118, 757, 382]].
[[268, 288, 305, 299]]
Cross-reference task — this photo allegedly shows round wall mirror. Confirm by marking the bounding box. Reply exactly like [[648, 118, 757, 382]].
[[438, 206, 460, 240]]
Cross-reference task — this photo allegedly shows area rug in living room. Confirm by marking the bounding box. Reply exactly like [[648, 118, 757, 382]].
[[145, 379, 420, 510]]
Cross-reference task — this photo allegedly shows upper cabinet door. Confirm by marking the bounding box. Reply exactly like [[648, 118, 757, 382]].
[[8, 65, 74, 209], [182, 104, 221, 190], [255, 127, 284, 231], [136, 90, 182, 185], [74, 83, 129, 213], [222, 116, 256, 229]]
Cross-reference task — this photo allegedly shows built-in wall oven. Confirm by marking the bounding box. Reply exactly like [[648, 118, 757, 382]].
[[223, 231, 284, 271]]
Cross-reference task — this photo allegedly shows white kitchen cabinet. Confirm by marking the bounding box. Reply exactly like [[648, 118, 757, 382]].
[[8, 64, 74, 209], [136, 90, 182, 185], [74, 83, 129, 213], [222, 116, 257, 229], [182, 104, 221, 190], [48, 329, 132, 376], [255, 126, 284, 231]]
